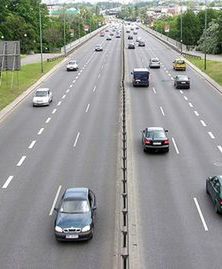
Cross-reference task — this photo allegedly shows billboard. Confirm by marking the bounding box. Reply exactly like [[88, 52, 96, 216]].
[[0, 41, 21, 71]]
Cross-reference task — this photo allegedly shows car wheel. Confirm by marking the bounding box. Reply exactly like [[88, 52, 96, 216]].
[[215, 202, 219, 214]]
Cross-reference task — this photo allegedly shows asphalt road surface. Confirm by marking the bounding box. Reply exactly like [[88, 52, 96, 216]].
[[0, 27, 121, 269], [125, 25, 222, 269]]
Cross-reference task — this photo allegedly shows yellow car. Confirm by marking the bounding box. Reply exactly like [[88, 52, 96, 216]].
[[173, 58, 186, 71]]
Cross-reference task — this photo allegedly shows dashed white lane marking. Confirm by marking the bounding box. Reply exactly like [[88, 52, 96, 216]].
[[166, 70, 169, 74], [73, 132, 80, 148], [93, 86, 96, 92], [73, 80, 76, 83], [160, 106, 165, 116], [217, 145, 222, 153], [194, 111, 199, 116], [45, 117, 51, 124], [28, 140, 36, 149], [80, 70, 83, 73], [172, 137, 179, 154], [152, 87, 156, 94], [101, 65, 104, 70], [85, 104, 90, 113], [38, 128, 44, 135], [180, 90, 183, 94], [52, 109, 57, 114], [208, 132, 215, 139], [78, 72, 81, 76], [189, 102, 193, 108], [2, 176, 14, 189], [57, 101, 62, 106], [168, 73, 171, 77], [17, 156, 26, 167], [66, 89, 70, 93], [98, 73, 101, 79], [171, 77, 174, 80], [193, 197, 208, 232], [184, 96, 188, 101], [75, 76, 78, 79], [200, 120, 206, 127], [69, 84, 72, 87], [62, 94, 66, 99], [49, 185, 62, 216]]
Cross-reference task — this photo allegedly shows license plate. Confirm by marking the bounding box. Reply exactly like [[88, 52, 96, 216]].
[[153, 142, 161, 145], [181, 82, 186, 84], [66, 234, 79, 239]]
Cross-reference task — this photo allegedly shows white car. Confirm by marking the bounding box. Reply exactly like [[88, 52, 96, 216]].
[[66, 60, 78, 71], [33, 88, 53, 106], [149, 57, 161, 68], [95, 44, 103, 51]]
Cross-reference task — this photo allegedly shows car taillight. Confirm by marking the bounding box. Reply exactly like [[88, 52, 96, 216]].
[[163, 139, 169, 145], [220, 200, 222, 205], [145, 138, 151, 145]]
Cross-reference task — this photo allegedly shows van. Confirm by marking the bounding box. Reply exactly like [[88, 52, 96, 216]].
[[131, 68, 150, 87]]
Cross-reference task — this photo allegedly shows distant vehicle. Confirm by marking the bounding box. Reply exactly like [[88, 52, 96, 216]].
[[142, 127, 169, 153], [128, 42, 135, 49], [135, 26, 139, 30], [33, 88, 52, 107], [106, 35, 112, 40], [105, 29, 109, 32], [100, 32, 105, 37], [131, 68, 150, 87], [174, 75, 190, 89], [54, 187, 97, 241], [126, 29, 130, 33], [149, 57, 160, 68], [128, 35, 133, 40], [110, 32, 114, 36], [136, 36, 142, 42], [173, 58, 186, 71], [133, 31, 138, 35], [95, 44, 103, 51], [116, 32, 121, 38], [66, 60, 78, 71], [138, 40, 145, 47], [206, 176, 222, 214]]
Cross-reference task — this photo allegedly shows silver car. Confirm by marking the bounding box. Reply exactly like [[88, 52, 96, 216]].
[[33, 88, 52, 106], [149, 57, 160, 68], [66, 60, 78, 71]]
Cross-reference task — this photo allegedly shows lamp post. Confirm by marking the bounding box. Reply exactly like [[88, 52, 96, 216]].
[[180, 3, 183, 54], [39, 5, 44, 73], [204, 1, 207, 70], [63, 5, 67, 56]]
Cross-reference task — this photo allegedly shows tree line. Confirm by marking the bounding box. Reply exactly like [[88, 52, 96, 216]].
[[0, 0, 105, 54]]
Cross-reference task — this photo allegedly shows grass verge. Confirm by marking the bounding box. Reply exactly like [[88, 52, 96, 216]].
[[0, 59, 62, 111], [186, 56, 222, 87]]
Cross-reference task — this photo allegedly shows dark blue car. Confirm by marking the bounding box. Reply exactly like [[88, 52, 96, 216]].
[[54, 188, 96, 241]]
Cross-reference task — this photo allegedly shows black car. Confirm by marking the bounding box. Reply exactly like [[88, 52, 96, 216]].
[[142, 127, 169, 153], [174, 75, 190, 89], [128, 42, 135, 49], [206, 176, 222, 214], [54, 188, 96, 241], [138, 40, 145, 47], [128, 35, 133, 40]]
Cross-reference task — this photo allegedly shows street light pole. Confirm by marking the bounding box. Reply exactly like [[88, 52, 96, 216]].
[[63, 5, 67, 56], [39, 5, 44, 73], [180, 3, 183, 54], [204, 1, 207, 70]]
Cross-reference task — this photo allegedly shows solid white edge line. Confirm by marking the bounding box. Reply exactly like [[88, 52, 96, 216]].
[[172, 137, 179, 154], [193, 197, 208, 231], [200, 120, 206, 127], [17, 156, 26, 166], [73, 132, 80, 147], [217, 145, 222, 153], [28, 140, 36, 149], [160, 106, 165, 116], [85, 104, 90, 113], [45, 117, 51, 123], [208, 132, 215, 139], [38, 128, 44, 135], [52, 109, 57, 114], [194, 111, 199, 116], [49, 185, 62, 216], [2, 176, 14, 189]]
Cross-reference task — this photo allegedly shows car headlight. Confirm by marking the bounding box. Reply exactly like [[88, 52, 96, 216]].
[[82, 225, 90, 232], [55, 226, 63, 232]]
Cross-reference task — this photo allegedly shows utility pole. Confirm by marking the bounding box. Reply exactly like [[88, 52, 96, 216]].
[[63, 5, 67, 56], [39, 5, 44, 73], [204, 0, 207, 70], [180, 3, 183, 54]]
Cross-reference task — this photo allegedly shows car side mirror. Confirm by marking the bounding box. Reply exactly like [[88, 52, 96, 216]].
[[54, 207, 58, 212]]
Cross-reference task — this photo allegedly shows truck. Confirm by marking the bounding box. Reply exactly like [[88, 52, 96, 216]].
[[131, 68, 150, 87]]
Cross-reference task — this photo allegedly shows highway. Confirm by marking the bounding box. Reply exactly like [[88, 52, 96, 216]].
[[1, 21, 222, 269], [125, 25, 222, 268], [0, 28, 121, 268]]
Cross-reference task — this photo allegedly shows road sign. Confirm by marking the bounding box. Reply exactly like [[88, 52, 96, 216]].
[[0, 41, 21, 71]]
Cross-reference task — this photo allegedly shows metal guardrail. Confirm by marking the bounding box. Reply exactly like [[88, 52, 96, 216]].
[[120, 23, 129, 269]]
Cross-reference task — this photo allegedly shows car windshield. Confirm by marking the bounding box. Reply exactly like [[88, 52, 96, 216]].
[[69, 61, 76, 65], [178, 75, 188, 80], [147, 130, 165, 139], [134, 72, 148, 80], [151, 59, 159, 62], [176, 60, 185, 64], [60, 199, 90, 213], [35, 91, 48, 97]]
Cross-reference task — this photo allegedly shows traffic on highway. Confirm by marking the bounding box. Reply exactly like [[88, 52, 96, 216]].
[[0, 20, 222, 269]]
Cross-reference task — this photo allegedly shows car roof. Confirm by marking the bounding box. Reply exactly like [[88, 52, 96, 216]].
[[64, 187, 89, 200], [134, 68, 149, 72], [215, 176, 222, 184], [176, 75, 189, 79], [36, 88, 49, 92], [147, 127, 164, 131]]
